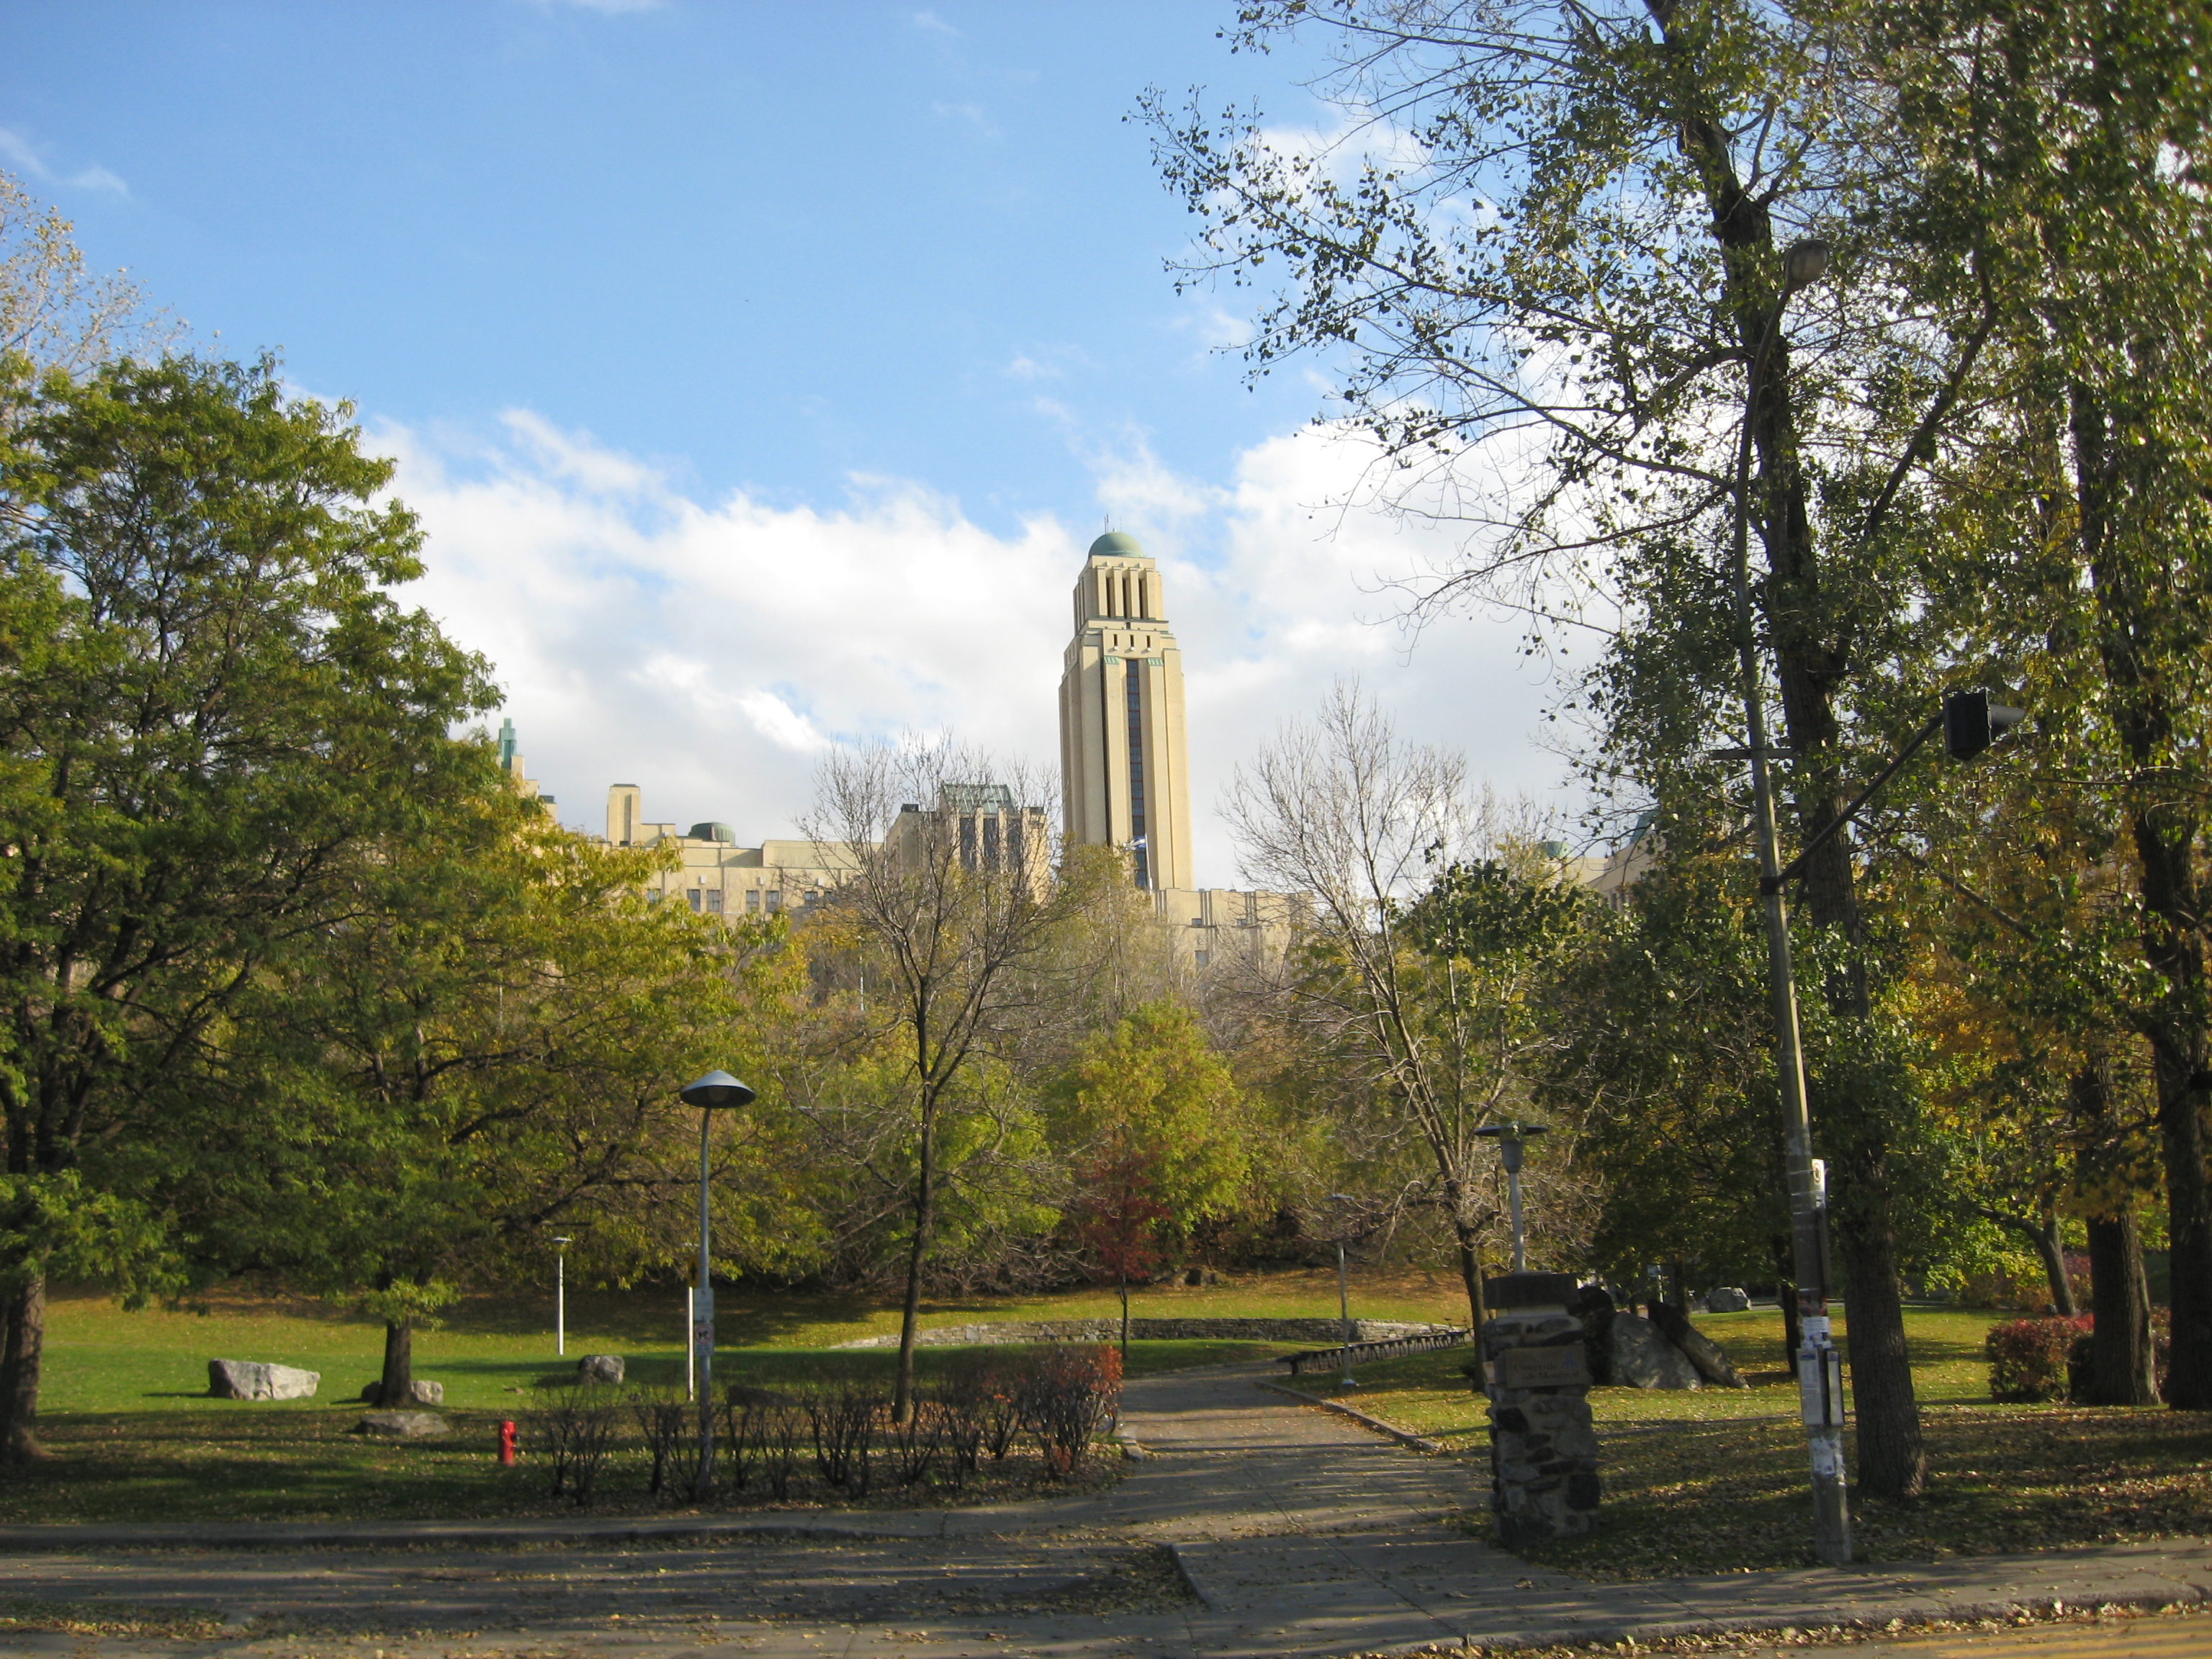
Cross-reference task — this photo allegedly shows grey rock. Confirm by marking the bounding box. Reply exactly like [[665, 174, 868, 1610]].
[[360, 1378, 444, 1406], [1648, 1301, 1750, 1388], [208, 1359, 320, 1401], [1609, 1314, 1701, 1390], [349, 1411, 449, 1439], [1704, 1285, 1751, 1313], [577, 1354, 625, 1385]]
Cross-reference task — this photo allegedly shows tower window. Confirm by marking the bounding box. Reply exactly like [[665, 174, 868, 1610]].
[[1126, 659, 1149, 889]]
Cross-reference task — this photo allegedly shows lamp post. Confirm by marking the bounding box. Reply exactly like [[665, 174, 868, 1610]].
[[679, 1069, 756, 1499], [1327, 1193, 1358, 1386], [1475, 1122, 1547, 1272], [1726, 235, 1856, 1567], [553, 1236, 572, 1357]]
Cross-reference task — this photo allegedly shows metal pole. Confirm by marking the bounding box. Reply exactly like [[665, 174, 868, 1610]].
[[557, 1248, 566, 1357], [1732, 282, 1851, 1566], [1336, 1240, 1356, 1388], [685, 1287, 695, 1403], [1507, 1164, 1527, 1273], [695, 1108, 716, 1498]]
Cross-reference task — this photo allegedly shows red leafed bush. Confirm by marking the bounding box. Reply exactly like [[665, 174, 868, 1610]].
[[1987, 1315, 2092, 1403], [1021, 1344, 1123, 1477]]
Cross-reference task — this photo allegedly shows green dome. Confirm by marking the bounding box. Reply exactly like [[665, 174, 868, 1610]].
[[1087, 531, 1145, 560]]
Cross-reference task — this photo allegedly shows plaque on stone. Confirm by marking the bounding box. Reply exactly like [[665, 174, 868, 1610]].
[[1497, 1344, 1592, 1389]]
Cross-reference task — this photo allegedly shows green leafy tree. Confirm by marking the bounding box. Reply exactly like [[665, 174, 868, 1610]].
[[0, 354, 493, 1461]]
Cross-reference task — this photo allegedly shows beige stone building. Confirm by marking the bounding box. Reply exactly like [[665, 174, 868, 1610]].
[[887, 783, 1052, 898], [602, 783, 856, 920], [1058, 531, 1195, 894], [1055, 533, 1300, 969]]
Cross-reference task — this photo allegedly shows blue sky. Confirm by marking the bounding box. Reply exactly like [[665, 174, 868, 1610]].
[[5, 0, 1568, 882]]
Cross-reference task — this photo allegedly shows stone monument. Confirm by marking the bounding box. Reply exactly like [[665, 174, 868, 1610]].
[[1478, 1270, 1600, 1547]]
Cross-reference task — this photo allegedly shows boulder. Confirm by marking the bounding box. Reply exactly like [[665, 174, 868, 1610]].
[[1575, 1283, 1617, 1385], [209, 1359, 320, 1401], [349, 1411, 449, 1439], [1648, 1302, 1750, 1388], [1609, 1313, 1701, 1390], [577, 1354, 625, 1386], [1704, 1285, 1752, 1314], [359, 1378, 444, 1406]]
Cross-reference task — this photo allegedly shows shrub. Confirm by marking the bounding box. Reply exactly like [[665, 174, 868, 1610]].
[[630, 1389, 691, 1498], [533, 1382, 623, 1505], [807, 1385, 882, 1495], [1021, 1344, 1123, 1478], [2064, 1310, 2172, 1403], [1987, 1316, 2090, 1403]]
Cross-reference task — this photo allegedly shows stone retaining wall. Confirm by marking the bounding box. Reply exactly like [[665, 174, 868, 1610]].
[[832, 1318, 1453, 1349]]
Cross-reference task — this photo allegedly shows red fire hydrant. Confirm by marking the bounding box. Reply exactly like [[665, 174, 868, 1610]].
[[498, 1419, 518, 1467]]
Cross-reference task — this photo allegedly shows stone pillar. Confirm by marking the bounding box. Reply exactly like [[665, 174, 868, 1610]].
[[1480, 1271, 1600, 1548]]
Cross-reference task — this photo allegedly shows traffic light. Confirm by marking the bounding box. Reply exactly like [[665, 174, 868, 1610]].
[[1942, 689, 2026, 760]]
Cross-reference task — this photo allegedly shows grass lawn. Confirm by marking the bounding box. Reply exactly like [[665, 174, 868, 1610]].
[[1312, 1305, 2212, 1578], [6, 1269, 1439, 1524]]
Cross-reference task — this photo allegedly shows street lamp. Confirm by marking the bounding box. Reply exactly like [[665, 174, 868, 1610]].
[[1326, 1193, 1359, 1386], [553, 1236, 573, 1357], [1475, 1121, 1547, 1272], [1727, 234, 1853, 1566], [679, 1069, 756, 1499]]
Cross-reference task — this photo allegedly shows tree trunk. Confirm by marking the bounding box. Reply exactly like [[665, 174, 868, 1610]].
[[1668, 9, 1925, 1496], [1454, 1228, 1488, 1333], [2086, 1208, 2159, 1406], [379, 1316, 413, 1407], [2073, 379, 2212, 1411], [1771, 1233, 1802, 1366], [2037, 1215, 2077, 1316], [1830, 1138, 1925, 1498], [892, 1097, 939, 1424], [0, 1271, 48, 1464]]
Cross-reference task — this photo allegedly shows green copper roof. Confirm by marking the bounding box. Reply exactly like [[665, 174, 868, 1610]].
[[1087, 531, 1144, 559]]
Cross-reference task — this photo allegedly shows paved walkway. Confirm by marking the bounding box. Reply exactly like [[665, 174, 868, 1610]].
[[0, 1362, 2206, 1659]]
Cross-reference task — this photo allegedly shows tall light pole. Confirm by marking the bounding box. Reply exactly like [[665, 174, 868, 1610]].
[[1327, 1193, 1358, 1386], [1475, 1121, 1547, 1272], [1727, 236, 1852, 1566], [553, 1236, 573, 1357], [679, 1069, 756, 1500]]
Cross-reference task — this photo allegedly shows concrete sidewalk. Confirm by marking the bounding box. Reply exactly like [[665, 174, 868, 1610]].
[[0, 1362, 2206, 1659]]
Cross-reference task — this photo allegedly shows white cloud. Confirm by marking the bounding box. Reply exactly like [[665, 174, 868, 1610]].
[[910, 10, 960, 35], [378, 413, 1568, 884], [0, 126, 128, 194]]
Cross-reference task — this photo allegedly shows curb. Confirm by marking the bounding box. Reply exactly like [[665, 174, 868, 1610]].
[[1253, 1379, 1447, 1454], [0, 1514, 936, 1553]]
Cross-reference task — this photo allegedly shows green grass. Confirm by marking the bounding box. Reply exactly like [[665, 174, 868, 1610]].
[[1304, 1305, 2212, 1578], [4, 1272, 1389, 1524], [36, 1267, 1463, 1416]]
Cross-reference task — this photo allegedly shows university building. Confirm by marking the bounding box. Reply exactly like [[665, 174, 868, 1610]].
[[601, 783, 855, 919], [1056, 531, 1297, 969]]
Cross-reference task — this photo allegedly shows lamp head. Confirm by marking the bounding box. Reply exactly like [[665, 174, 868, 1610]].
[[680, 1070, 757, 1110], [1475, 1120, 1549, 1172], [1783, 238, 1832, 292]]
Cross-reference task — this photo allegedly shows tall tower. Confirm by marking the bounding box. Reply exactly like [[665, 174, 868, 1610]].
[[1058, 531, 1193, 891]]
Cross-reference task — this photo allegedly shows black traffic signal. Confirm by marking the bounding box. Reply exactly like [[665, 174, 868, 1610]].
[[1942, 689, 2026, 761]]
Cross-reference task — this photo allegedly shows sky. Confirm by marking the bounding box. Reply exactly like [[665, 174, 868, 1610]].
[[4, 0, 1578, 885]]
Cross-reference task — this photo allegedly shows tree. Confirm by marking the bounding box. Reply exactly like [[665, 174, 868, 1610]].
[[1068, 1154, 1174, 1359], [800, 744, 1074, 1419], [0, 354, 494, 1462], [1142, 0, 2000, 1501], [1, 171, 172, 379], [1227, 682, 1534, 1328], [218, 808, 800, 1403]]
